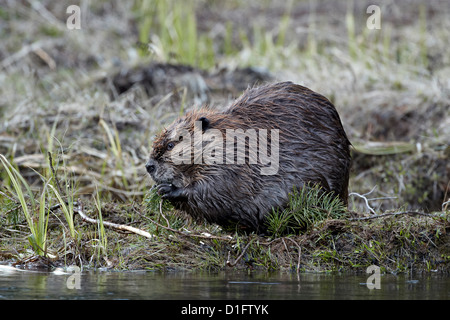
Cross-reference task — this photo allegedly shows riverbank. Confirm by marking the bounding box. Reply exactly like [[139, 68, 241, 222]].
[[2, 190, 449, 274]]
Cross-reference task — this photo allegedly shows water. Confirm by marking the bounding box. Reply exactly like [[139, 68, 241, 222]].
[[0, 265, 449, 300]]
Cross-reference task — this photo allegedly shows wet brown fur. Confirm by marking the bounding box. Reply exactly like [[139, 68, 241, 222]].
[[148, 82, 351, 233]]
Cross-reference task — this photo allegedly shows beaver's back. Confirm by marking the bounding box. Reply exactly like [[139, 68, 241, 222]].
[[226, 81, 351, 200]]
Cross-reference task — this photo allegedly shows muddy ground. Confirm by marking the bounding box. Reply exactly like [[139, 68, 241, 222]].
[[0, 0, 449, 273]]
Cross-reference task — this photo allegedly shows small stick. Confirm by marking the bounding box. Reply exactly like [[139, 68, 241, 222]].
[[159, 200, 171, 228], [50, 201, 155, 239], [227, 240, 253, 267], [281, 238, 292, 260], [286, 237, 302, 273], [75, 202, 154, 239], [349, 189, 377, 215]]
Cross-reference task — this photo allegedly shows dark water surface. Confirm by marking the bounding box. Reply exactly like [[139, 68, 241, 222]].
[[0, 266, 449, 300]]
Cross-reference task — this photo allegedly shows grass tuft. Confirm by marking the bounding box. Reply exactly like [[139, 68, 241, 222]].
[[0, 154, 48, 256], [266, 184, 348, 237]]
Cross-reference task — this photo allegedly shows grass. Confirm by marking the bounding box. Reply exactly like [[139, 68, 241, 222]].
[[266, 184, 348, 237], [0, 150, 79, 258], [93, 186, 108, 262], [99, 119, 128, 189], [0, 154, 48, 256], [134, 0, 211, 68], [0, 0, 449, 272]]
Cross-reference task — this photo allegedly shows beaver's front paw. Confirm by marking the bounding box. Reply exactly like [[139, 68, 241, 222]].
[[156, 183, 187, 201]]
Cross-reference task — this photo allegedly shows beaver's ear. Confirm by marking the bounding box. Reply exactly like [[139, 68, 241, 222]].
[[198, 117, 210, 132]]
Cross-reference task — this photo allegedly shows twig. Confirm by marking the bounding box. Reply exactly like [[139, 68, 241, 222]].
[[442, 182, 450, 211], [0, 191, 24, 217], [76, 201, 154, 239], [50, 201, 155, 239], [53, 199, 233, 242], [285, 237, 302, 273], [227, 240, 253, 267], [48, 152, 64, 196], [158, 200, 171, 230], [443, 199, 450, 211], [33, 48, 56, 69], [349, 186, 378, 215], [281, 238, 292, 260]]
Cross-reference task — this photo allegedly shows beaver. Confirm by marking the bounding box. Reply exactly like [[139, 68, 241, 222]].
[[146, 81, 351, 233]]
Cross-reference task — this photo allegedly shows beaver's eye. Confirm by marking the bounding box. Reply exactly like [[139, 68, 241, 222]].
[[178, 136, 183, 142], [167, 142, 175, 151]]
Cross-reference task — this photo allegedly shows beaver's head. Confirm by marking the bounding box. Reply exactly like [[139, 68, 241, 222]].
[[146, 110, 214, 188]]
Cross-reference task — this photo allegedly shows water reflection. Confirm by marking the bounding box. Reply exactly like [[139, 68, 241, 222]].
[[0, 266, 449, 299]]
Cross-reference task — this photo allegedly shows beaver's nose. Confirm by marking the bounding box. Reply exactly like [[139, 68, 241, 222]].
[[145, 160, 156, 174]]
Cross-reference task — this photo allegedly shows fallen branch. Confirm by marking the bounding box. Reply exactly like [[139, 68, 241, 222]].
[[50, 201, 155, 239], [51, 199, 234, 242], [75, 201, 154, 239], [226, 240, 253, 267], [348, 186, 378, 215]]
